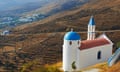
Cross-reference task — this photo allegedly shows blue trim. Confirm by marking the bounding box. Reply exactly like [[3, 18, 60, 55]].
[[88, 16, 95, 26], [64, 31, 80, 40], [108, 48, 120, 65]]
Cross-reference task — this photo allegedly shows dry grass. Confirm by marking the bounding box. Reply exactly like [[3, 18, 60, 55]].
[[81, 62, 120, 72], [57, 62, 120, 72], [27, 62, 63, 72], [33, 62, 120, 72], [107, 62, 120, 72], [80, 62, 108, 72]]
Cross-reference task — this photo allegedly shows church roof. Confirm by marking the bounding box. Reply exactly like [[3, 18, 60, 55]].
[[64, 31, 81, 40], [88, 16, 95, 25], [80, 37, 110, 50]]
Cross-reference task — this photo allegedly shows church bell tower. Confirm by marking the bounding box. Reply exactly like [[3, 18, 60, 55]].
[[87, 16, 96, 40]]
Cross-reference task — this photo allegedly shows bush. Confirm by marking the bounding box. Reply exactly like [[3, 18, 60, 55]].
[[116, 42, 120, 48]]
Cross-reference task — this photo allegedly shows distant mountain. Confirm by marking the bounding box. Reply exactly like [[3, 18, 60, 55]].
[[0, 0, 120, 30], [12, 0, 120, 34], [0, 0, 50, 16], [0, 0, 44, 11], [0, 0, 89, 16], [24, 0, 89, 16], [0, 0, 90, 29], [0, 3, 42, 16]]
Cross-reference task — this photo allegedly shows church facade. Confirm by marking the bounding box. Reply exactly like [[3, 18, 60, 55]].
[[63, 16, 113, 71]]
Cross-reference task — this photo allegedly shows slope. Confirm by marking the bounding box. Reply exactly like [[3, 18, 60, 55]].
[[23, 0, 89, 16], [12, 0, 120, 34]]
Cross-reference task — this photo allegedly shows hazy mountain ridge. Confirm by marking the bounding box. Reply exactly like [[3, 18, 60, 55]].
[[0, 0, 88, 16], [0, 0, 89, 29], [0, 0, 44, 11], [0, 1, 48, 16], [12, 0, 120, 34], [23, 0, 89, 16]]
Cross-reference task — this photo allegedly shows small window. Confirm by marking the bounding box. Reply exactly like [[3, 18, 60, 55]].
[[69, 41, 72, 45], [97, 51, 101, 60]]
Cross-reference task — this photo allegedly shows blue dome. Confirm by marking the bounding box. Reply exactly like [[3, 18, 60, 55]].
[[64, 31, 80, 40]]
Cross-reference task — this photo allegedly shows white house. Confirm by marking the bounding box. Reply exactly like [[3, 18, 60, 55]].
[[1, 30, 10, 35], [63, 16, 113, 71]]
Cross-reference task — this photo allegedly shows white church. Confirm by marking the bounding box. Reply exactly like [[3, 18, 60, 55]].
[[63, 16, 113, 71]]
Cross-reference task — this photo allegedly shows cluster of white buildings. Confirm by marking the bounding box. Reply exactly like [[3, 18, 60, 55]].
[[1, 30, 10, 35]]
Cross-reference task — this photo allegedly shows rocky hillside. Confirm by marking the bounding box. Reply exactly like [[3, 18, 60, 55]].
[[0, 31, 119, 71]]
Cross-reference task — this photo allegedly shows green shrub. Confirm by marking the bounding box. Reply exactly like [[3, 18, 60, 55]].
[[71, 61, 76, 70], [117, 42, 120, 48]]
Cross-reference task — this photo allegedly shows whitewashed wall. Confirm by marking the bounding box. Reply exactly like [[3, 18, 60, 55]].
[[87, 25, 95, 40], [76, 44, 112, 70], [63, 40, 80, 71]]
